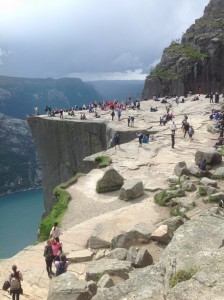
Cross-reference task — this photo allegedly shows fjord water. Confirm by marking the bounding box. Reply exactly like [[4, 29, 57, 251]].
[[0, 189, 44, 258]]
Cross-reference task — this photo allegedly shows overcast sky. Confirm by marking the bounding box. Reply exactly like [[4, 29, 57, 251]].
[[0, 0, 210, 81]]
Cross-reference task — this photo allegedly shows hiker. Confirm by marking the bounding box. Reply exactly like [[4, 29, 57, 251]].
[[111, 110, 115, 121], [9, 265, 23, 300], [50, 222, 62, 242], [34, 106, 38, 115], [210, 93, 214, 103], [188, 125, 194, 141], [59, 109, 63, 119], [118, 110, 121, 121], [51, 238, 62, 261], [198, 87, 202, 96], [171, 130, 175, 149], [55, 254, 69, 277], [183, 122, 190, 138], [136, 132, 143, 145], [215, 92, 220, 103], [171, 121, 177, 132], [44, 240, 54, 278], [130, 115, 135, 127], [127, 116, 131, 126], [114, 133, 120, 149]]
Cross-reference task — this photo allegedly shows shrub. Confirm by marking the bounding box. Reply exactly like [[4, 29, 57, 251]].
[[169, 268, 197, 288], [95, 155, 112, 168], [198, 186, 207, 196], [38, 173, 84, 241], [154, 190, 173, 206]]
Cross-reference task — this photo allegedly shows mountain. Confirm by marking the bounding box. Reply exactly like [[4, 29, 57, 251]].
[[142, 0, 224, 98], [89, 80, 144, 101], [0, 76, 100, 119], [0, 113, 41, 195]]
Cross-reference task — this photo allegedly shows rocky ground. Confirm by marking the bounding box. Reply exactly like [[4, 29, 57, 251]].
[[1, 95, 224, 300]]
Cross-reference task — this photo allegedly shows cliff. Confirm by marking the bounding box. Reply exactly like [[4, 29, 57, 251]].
[[142, 0, 224, 98], [28, 114, 151, 214], [0, 113, 41, 194]]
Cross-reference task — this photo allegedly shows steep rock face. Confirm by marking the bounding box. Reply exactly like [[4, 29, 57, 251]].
[[142, 0, 224, 98], [28, 117, 110, 213], [0, 113, 41, 194]]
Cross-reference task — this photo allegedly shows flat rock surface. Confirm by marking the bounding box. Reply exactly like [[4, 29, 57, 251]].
[[1, 95, 223, 299]]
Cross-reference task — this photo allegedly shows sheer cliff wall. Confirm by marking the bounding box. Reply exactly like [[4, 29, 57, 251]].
[[28, 117, 139, 214], [28, 117, 113, 214]]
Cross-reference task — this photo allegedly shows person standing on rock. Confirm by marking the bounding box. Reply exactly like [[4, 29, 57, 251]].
[[114, 133, 120, 149], [44, 240, 54, 278], [9, 265, 23, 300], [111, 110, 115, 121], [50, 222, 62, 242], [171, 130, 175, 149], [210, 92, 214, 103]]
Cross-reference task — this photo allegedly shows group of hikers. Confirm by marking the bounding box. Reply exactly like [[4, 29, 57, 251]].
[[3, 222, 67, 299]]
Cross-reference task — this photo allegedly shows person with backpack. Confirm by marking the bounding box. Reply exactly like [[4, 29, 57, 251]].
[[188, 125, 194, 141], [9, 265, 23, 300], [44, 240, 54, 278], [55, 254, 69, 276]]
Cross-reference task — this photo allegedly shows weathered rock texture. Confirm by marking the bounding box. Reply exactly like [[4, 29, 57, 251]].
[[142, 0, 224, 97]]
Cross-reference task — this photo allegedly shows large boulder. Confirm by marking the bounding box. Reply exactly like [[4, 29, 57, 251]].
[[85, 259, 133, 282], [151, 225, 170, 244], [207, 123, 220, 134], [96, 167, 124, 193], [174, 162, 189, 176], [47, 273, 95, 300], [105, 248, 128, 260], [181, 180, 197, 192], [111, 223, 152, 249], [119, 179, 144, 201], [188, 165, 204, 177], [195, 147, 222, 165], [212, 167, 224, 179], [200, 177, 217, 187], [155, 216, 184, 237], [97, 274, 114, 288], [126, 246, 153, 268]]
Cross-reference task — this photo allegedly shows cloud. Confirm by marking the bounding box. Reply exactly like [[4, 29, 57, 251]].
[[0, 0, 210, 80]]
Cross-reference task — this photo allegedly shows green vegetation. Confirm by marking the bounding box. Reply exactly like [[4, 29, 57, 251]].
[[208, 194, 219, 202], [170, 205, 186, 218], [154, 189, 185, 206], [169, 267, 197, 288], [168, 43, 209, 61], [38, 173, 84, 241], [95, 155, 112, 168], [198, 186, 207, 196]]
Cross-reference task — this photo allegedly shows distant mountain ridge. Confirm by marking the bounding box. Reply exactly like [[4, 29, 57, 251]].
[[0, 76, 100, 119]]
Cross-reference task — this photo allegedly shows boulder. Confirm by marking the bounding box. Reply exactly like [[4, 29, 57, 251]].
[[195, 147, 222, 165], [204, 185, 218, 196], [111, 223, 152, 249], [94, 249, 110, 260], [155, 216, 184, 237], [67, 249, 94, 263], [134, 247, 153, 268], [151, 225, 170, 244], [97, 274, 114, 288], [96, 167, 124, 193], [181, 180, 197, 192], [200, 177, 217, 187], [105, 248, 127, 260], [212, 167, 224, 179], [119, 179, 144, 201], [166, 189, 185, 198], [209, 192, 224, 202], [126, 246, 138, 265], [47, 273, 94, 300], [174, 161, 189, 176], [188, 165, 204, 177], [168, 175, 179, 186], [88, 221, 114, 249], [85, 259, 133, 282]]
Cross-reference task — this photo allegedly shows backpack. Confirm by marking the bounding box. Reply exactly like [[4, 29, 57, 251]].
[[56, 262, 66, 276], [10, 272, 20, 291]]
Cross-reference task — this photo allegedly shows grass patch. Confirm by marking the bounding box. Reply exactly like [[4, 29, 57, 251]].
[[38, 173, 84, 242], [198, 186, 207, 196], [208, 194, 219, 202], [95, 155, 112, 168], [169, 268, 197, 288], [170, 205, 186, 218], [154, 190, 173, 206]]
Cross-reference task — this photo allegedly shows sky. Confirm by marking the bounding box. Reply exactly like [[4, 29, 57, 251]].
[[0, 0, 210, 81]]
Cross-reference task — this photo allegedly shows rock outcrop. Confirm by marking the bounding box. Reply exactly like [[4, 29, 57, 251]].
[[142, 0, 224, 98]]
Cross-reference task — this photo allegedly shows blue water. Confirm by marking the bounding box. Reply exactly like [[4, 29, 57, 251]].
[[0, 189, 44, 258]]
